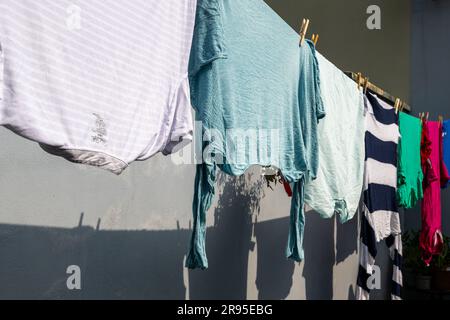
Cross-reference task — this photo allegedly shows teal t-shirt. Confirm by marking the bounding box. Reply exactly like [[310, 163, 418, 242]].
[[186, 0, 325, 269]]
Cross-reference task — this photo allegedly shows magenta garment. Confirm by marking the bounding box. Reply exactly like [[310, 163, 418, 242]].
[[420, 121, 450, 265]]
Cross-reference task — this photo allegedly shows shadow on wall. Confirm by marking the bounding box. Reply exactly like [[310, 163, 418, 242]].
[[302, 211, 359, 300], [0, 173, 359, 300], [254, 216, 295, 300], [303, 213, 335, 300], [0, 222, 190, 299], [188, 173, 262, 300]]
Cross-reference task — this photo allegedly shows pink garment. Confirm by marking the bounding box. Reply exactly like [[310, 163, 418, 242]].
[[420, 121, 449, 265]]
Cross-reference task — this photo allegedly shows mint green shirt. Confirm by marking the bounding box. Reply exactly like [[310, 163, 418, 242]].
[[186, 0, 325, 269], [304, 53, 365, 223]]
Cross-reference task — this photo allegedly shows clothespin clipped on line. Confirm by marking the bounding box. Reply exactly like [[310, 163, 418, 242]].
[[299, 18, 310, 46], [311, 34, 319, 46], [419, 112, 426, 122], [357, 72, 363, 90], [394, 98, 401, 114], [363, 77, 370, 94], [439, 115, 444, 125], [419, 112, 430, 122]]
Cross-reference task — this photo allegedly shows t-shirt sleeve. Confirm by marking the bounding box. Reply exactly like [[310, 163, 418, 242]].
[[308, 42, 325, 122], [161, 75, 194, 156], [188, 0, 227, 78]]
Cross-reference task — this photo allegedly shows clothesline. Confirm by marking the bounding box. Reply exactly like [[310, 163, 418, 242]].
[[300, 18, 413, 114], [345, 71, 412, 112]]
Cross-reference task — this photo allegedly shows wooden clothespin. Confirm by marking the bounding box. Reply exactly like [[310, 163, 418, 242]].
[[299, 18, 310, 46], [311, 34, 319, 46], [420, 112, 426, 123], [394, 98, 401, 114], [438, 115, 444, 125], [357, 72, 363, 90], [363, 77, 370, 94], [426, 112, 430, 120]]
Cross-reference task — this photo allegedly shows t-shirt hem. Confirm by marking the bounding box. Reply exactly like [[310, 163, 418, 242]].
[[40, 144, 128, 175], [161, 130, 194, 156]]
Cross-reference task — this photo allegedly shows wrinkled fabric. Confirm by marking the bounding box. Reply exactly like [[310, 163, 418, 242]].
[[185, 163, 217, 269], [286, 178, 306, 261], [356, 217, 403, 300], [304, 53, 365, 223], [442, 120, 450, 188], [397, 112, 423, 208], [420, 121, 449, 266], [186, 0, 324, 269], [356, 93, 402, 300], [362, 93, 401, 241], [0, 0, 196, 174]]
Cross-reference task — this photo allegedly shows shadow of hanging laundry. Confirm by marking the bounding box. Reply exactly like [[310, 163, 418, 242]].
[[254, 216, 295, 300], [188, 172, 263, 300], [0, 218, 190, 300], [302, 211, 335, 300], [336, 211, 358, 264]]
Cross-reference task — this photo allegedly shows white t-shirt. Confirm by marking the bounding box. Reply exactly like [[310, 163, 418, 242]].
[[0, 0, 196, 174]]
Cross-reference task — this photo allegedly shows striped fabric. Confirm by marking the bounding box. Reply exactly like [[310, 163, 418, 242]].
[[356, 93, 403, 300], [0, 0, 197, 174]]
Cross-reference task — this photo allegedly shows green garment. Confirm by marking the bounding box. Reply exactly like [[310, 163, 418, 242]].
[[397, 112, 424, 208], [186, 0, 324, 269]]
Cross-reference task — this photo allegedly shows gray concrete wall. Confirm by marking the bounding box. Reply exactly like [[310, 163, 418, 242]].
[[0, 1, 410, 300]]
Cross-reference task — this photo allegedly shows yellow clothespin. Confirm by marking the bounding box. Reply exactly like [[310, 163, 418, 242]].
[[299, 18, 310, 46], [311, 34, 319, 46], [438, 115, 444, 125]]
